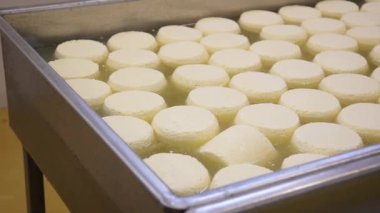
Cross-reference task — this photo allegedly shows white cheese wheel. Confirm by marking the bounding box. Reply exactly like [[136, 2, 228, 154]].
[[156, 25, 202, 45], [158, 41, 209, 69], [319, 73, 380, 106], [279, 5, 321, 25], [235, 104, 300, 146], [199, 125, 276, 166], [107, 31, 158, 52], [270, 59, 324, 89], [279, 89, 341, 123], [144, 153, 210, 196], [306, 34, 358, 56], [341, 12, 380, 28], [209, 49, 262, 76], [281, 153, 327, 169], [210, 164, 272, 189], [313, 50, 368, 75], [106, 49, 160, 72], [239, 10, 284, 33], [361, 2, 380, 12], [229, 72, 287, 104], [316, 0, 359, 19], [337, 103, 380, 144], [66, 79, 111, 110], [200, 33, 250, 53], [49, 58, 99, 80], [301, 18, 346, 36], [369, 45, 380, 67], [103, 115, 154, 153], [55, 39, 108, 63], [371, 67, 380, 83], [107, 67, 167, 93], [195, 17, 240, 35], [346, 26, 380, 53], [291, 122, 363, 155], [103, 90, 166, 122], [152, 106, 219, 150], [186, 86, 249, 124], [260, 25, 308, 45], [171, 64, 229, 93], [249, 40, 302, 68]]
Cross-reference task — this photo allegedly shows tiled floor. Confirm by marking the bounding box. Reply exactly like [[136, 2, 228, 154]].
[[0, 108, 69, 212]]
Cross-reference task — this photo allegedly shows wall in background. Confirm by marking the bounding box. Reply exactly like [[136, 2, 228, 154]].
[[0, 0, 76, 107]]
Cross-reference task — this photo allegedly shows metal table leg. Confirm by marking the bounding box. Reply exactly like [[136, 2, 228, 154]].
[[23, 149, 45, 213]]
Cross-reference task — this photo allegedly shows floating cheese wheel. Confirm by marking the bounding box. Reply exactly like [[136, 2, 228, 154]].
[[144, 153, 210, 196], [239, 10, 284, 33], [106, 49, 160, 72], [235, 104, 300, 146], [281, 153, 327, 169], [103, 90, 166, 122], [156, 25, 202, 45], [55, 39, 108, 63], [107, 31, 158, 52], [107, 67, 167, 93], [337, 103, 380, 144], [152, 106, 219, 150], [279, 89, 341, 123], [260, 24, 308, 45], [270, 59, 324, 89], [341, 12, 380, 28], [291, 122, 363, 155], [369, 45, 380, 67], [49, 58, 99, 80], [210, 164, 272, 189], [229, 72, 287, 104], [346, 26, 380, 53], [306, 34, 358, 57], [301, 18, 346, 36], [195, 17, 240, 35], [371, 67, 380, 83], [200, 33, 250, 53], [316, 0, 359, 19], [66, 79, 111, 110], [319, 73, 380, 106], [279, 5, 321, 25]]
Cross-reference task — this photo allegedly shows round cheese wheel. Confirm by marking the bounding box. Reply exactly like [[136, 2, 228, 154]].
[[195, 17, 240, 35], [156, 25, 202, 45], [249, 40, 302, 68], [229, 71, 287, 104], [66, 79, 111, 110], [319, 73, 380, 106], [209, 49, 262, 76], [306, 34, 358, 56], [200, 33, 250, 53], [371, 67, 380, 83], [55, 39, 108, 63], [260, 25, 308, 45], [315, 0, 359, 19], [186, 86, 249, 124], [144, 153, 210, 196], [279, 89, 341, 123], [291, 122, 363, 155], [49, 58, 99, 80], [210, 164, 272, 189], [337, 103, 380, 144], [103, 115, 154, 153], [281, 153, 327, 169], [239, 10, 284, 33], [346, 26, 380, 53], [235, 104, 300, 146], [107, 67, 167, 93], [171, 64, 229, 93], [301, 18, 346, 36], [369, 45, 380, 67], [106, 49, 160, 72], [279, 5, 321, 25], [107, 31, 158, 52], [103, 90, 167, 122], [158, 41, 209, 69], [270, 59, 324, 89], [341, 12, 380, 28], [313, 50, 368, 75], [152, 105, 219, 150], [361, 2, 380, 12]]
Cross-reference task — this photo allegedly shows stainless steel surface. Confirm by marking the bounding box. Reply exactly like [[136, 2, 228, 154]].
[[1, 0, 379, 212]]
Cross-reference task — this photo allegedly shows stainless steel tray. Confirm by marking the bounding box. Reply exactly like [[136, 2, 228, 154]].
[[1, 0, 379, 212]]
